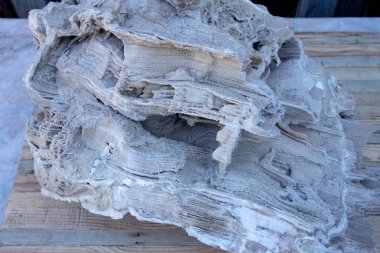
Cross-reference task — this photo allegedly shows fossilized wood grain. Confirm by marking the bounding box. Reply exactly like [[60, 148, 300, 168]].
[[1, 27, 380, 253], [3, 142, 380, 252], [20, 1, 380, 252], [3, 146, 380, 253], [2, 143, 225, 253], [1, 16, 380, 253]]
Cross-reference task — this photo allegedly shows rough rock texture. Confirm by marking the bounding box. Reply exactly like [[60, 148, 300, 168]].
[[25, 1, 378, 252]]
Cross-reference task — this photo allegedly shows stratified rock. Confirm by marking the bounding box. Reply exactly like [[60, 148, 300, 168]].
[[25, 1, 378, 252]]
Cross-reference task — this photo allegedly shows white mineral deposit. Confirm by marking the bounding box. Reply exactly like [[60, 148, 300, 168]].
[[25, 0, 378, 252]]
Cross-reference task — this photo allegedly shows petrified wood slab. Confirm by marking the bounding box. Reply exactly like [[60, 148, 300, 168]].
[[24, 1, 379, 252]]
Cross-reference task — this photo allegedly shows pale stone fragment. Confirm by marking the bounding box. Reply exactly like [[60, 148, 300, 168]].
[[25, 1, 378, 252]]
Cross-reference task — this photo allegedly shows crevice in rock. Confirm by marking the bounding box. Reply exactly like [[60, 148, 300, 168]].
[[141, 114, 220, 150]]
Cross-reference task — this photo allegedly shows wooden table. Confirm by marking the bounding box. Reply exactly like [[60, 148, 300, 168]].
[[1, 19, 380, 253]]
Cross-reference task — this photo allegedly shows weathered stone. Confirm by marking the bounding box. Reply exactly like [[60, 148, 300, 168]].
[[25, 1, 378, 252]]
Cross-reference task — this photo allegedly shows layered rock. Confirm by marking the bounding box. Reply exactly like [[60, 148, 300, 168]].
[[25, 0, 378, 252]]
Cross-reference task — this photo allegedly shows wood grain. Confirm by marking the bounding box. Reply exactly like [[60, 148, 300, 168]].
[[0, 246, 223, 253], [363, 145, 380, 164], [1, 144, 225, 252], [297, 32, 380, 57], [0, 229, 202, 246], [300, 31, 380, 253], [1, 30, 379, 253], [314, 56, 380, 68]]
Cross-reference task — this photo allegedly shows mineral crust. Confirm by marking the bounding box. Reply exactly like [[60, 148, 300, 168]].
[[25, 0, 379, 252]]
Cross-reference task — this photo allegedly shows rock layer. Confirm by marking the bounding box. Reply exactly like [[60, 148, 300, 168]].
[[25, 1, 378, 252]]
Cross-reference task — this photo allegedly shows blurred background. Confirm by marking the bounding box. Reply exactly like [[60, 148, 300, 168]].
[[1, 0, 380, 18]]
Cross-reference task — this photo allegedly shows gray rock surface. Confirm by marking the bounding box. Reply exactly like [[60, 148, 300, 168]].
[[25, 1, 377, 252]]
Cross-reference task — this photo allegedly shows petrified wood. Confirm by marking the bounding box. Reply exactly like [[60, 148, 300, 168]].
[[25, 0, 377, 252]]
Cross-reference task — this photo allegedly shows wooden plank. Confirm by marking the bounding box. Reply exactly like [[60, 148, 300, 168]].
[[341, 81, 380, 90], [4, 207, 172, 230], [12, 173, 40, 192], [350, 92, 380, 107], [2, 25, 380, 253], [299, 31, 380, 57], [19, 142, 33, 161], [362, 145, 380, 164], [355, 106, 380, 120], [3, 155, 224, 251], [355, 120, 380, 134], [16, 160, 34, 174], [294, 18, 380, 34], [0, 229, 204, 247], [367, 216, 380, 253], [297, 32, 380, 57], [313, 56, 380, 68], [324, 67, 380, 81], [304, 45, 380, 57], [13, 148, 38, 192], [337, 81, 380, 107], [5, 192, 80, 209], [367, 133, 380, 144], [0, 246, 224, 253], [296, 32, 380, 45]]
